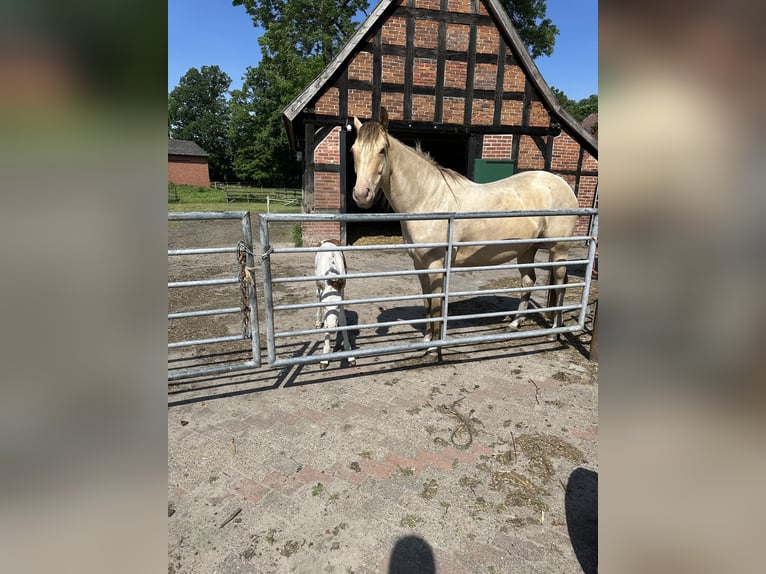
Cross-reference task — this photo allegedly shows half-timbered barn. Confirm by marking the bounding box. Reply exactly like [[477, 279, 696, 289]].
[[282, 0, 597, 245]]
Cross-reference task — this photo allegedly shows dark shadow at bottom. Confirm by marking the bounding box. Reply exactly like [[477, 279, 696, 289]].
[[388, 535, 436, 574], [565, 467, 598, 574]]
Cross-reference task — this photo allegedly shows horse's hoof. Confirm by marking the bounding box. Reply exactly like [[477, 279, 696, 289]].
[[348, 358, 356, 366], [319, 361, 329, 370], [508, 322, 520, 332]]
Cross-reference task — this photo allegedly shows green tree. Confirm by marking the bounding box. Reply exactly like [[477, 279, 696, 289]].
[[550, 86, 598, 123], [228, 53, 322, 185], [502, 0, 559, 59], [575, 93, 598, 120], [229, 1, 369, 185], [168, 65, 234, 181], [233, 0, 369, 63]]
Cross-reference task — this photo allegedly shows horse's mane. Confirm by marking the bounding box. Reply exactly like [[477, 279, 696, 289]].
[[412, 142, 470, 185]]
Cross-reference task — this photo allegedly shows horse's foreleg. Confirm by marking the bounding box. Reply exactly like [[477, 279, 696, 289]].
[[416, 272, 434, 343], [509, 250, 537, 331]]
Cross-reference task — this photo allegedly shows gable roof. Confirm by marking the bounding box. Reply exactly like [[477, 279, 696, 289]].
[[168, 139, 208, 157], [282, 0, 597, 159]]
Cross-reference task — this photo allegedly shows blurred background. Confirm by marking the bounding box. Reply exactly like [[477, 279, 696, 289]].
[[0, 1, 168, 572], [0, 1, 764, 572], [600, 1, 766, 572]]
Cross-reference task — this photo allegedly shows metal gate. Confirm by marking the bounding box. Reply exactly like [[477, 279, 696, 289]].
[[168, 208, 597, 380], [168, 211, 261, 381], [257, 209, 598, 369]]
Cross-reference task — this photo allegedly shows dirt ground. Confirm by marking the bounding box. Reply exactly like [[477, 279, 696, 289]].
[[168, 217, 598, 573]]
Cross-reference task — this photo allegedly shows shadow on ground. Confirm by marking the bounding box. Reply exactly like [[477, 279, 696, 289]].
[[565, 467, 598, 574]]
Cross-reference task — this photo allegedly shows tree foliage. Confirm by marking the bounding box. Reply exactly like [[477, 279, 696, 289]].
[[227, 1, 370, 184], [228, 53, 323, 186], [502, 0, 559, 59], [168, 65, 234, 181], [550, 87, 598, 123], [233, 0, 369, 63]]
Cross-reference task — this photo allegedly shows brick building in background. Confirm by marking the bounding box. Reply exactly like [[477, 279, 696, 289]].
[[282, 0, 597, 245], [168, 139, 211, 188]]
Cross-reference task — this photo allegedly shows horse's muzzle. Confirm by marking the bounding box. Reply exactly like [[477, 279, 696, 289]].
[[352, 185, 375, 208]]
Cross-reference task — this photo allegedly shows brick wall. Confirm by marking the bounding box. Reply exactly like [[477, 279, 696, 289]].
[[551, 131, 598, 235], [482, 134, 512, 159], [304, 127, 343, 246], [168, 156, 210, 187]]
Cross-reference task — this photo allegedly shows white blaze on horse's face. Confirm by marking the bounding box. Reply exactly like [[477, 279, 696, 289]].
[[351, 116, 389, 209]]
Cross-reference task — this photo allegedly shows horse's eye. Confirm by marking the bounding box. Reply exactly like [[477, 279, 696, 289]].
[[379, 147, 386, 156]]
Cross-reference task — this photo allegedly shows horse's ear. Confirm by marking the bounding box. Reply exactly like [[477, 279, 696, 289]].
[[353, 116, 362, 131], [379, 106, 389, 129]]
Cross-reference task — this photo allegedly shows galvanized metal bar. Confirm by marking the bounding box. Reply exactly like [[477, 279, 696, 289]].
[[270, 257, 588, 286], [168, 360, 259, 381], [449, 258, 589, 274], [441, 215, 456, 344], [445, 304, 582, 324], [271, 267, 446, 284], [274, 282, 581, 316], [259, 208, 597, 223], [169, 211, 249, 221], [266, 234, 591, 254], [241, 211, 262, 368], [577, 211, 599, 329], [168, 307, 241, 320], [168, 334, 245, 348], [258, 215, 277, 365], [448, 282, 586, 299], [267, 323, 583, 368], [274, 292, 441, 312], [169, 277, 239, 288], [448, 235, 592, 247], [275, 316, 437, 339], [272, 242, 446, 255], [168, 247, 237, 256], [272, 303, 580, 341]]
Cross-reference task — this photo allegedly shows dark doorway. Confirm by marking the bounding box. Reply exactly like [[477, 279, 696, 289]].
[[345, 131, 469, 243]]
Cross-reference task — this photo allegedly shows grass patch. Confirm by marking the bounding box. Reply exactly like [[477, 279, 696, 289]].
[[167, 184, 301, 215]]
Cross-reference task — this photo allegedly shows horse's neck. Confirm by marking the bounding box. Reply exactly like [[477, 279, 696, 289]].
[[385, 137, 458, 213]]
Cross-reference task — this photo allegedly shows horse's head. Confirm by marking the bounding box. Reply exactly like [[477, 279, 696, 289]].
[[350, 107, 390, 209]]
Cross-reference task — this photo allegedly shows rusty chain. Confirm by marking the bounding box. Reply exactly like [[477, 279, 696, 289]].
[[236, 241, 254, 338]]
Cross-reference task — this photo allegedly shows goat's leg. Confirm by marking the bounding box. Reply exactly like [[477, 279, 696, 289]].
[[338, 303, 355, 366], [315, 289, 322, 328], [320, 321, 331, 369]]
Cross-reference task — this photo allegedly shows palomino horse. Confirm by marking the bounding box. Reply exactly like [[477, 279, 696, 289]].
[[350, 107, 579, 353], [315, 240, 355, 369]]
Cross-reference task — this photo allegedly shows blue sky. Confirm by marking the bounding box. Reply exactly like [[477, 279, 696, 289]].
[[168, 0, 597, 100]]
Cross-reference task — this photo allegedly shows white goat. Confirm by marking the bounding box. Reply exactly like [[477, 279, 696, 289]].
[[315, 240, 355, 369]]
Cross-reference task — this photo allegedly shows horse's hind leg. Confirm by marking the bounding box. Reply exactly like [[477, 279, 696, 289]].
[[509, 249, 537, 331], [546, 244, 570, 330]]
